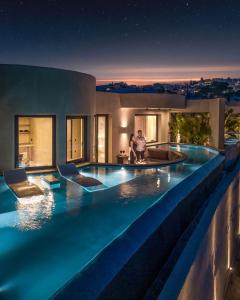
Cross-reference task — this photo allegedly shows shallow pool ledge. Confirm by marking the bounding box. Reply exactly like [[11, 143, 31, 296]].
[[52, 154, 225, 300]]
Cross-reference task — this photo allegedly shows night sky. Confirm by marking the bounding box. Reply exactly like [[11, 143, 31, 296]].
[[0, 0, 240, 84]]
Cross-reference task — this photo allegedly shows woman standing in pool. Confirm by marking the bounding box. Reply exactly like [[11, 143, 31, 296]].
[[129, 134, 137, 164]]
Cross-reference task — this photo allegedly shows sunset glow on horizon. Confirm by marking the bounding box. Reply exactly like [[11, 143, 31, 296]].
[[94, 65, 240, 85], [0, 1, 239, 86], [96, 78, 201, 85]]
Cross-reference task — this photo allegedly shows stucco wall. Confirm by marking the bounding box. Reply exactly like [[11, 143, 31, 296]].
[[120, 93, 186, 109], [157, 160, 240, 300], [209, 99, 225, 149], [96, 93, 225, 161], [0, 64, 96, 170], [96, 92, 171, 162], [177, 172, 239, 300], [95, 92, 121, 163]]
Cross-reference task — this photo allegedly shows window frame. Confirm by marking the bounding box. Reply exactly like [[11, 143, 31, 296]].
[[66, 115, 87, 163], [15, 115, 56, 170], [95, 114, 109, 163]]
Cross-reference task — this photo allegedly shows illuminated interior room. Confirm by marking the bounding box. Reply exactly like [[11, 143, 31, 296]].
[[66, 116, 85, 162], [134, 114, 158, 143], [95, 115, 108, 163], [16, 116, 54, 168]]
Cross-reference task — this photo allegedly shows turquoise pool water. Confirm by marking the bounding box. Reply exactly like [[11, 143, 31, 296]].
[[0, 145, 218, 299]]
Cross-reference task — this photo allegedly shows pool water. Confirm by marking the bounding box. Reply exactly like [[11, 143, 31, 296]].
[[0, 145, 218, 300]]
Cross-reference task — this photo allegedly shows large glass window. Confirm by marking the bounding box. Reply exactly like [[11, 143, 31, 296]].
[[16, 116, 54, 168], [95, 115, 108, 163], [67, 117, 85, 162], [134, 114, 158, 143]]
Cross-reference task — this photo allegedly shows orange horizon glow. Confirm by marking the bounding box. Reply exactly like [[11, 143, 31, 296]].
[[94, 65, 240, 85], [97, 78, 201, 85]]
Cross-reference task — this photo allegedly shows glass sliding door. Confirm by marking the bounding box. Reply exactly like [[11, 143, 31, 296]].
[[16, 116, 55, 168], [95, 115, 108, 163], [134, 114, 158, 143], [67, 116, 86, 162]]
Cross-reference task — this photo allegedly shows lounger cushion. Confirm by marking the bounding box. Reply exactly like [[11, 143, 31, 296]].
[[168, 151, 180, 161], [4, 169, 28, 185], [9, 181, 44, 198], [148, 149, 169, 160], [4, 168, 44, 198], [147, 148, 182, 162], [57, 163, 79, 177], [57, 163, 104, 189], [71, 174, 103, 187]]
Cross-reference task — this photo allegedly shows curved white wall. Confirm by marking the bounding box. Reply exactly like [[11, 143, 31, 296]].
[[0, 64, 96, 170]]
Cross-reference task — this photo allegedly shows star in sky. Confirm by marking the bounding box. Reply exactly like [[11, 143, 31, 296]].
[[0, 0, 239, 83]]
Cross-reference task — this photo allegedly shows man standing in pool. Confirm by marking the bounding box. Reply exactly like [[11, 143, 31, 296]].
[[135, 130, 146, 163]]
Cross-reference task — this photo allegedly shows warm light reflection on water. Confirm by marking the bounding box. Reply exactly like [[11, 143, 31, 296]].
[[16, 192, 54, 230], [119, 181, 138, 200], [64, 181, 84, 215]]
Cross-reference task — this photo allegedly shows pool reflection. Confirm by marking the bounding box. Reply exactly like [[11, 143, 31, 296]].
[[16, 192, 54, 230]]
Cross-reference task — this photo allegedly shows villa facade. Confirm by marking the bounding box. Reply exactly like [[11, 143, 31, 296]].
[[1, 65, 240, 300], [0, 64, 235, 171]]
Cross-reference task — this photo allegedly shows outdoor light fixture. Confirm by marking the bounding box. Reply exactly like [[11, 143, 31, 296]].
[[120, 127, 128, 134]]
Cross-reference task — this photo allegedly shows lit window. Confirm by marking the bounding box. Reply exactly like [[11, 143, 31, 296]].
[[95, 115, 108, 163], [67, 117, 85, 162], [16, 116, 54, 168], [134, 115, 158, 142]]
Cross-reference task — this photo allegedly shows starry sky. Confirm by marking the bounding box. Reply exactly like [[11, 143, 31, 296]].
[[0, 0, 240, 84]]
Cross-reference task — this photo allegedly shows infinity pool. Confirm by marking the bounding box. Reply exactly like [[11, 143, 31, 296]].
[[0, 145, 218, 299]]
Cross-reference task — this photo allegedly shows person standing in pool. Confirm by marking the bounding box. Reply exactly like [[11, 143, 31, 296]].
[[135, 130, 146, 163], [129, 134, 137, 164]]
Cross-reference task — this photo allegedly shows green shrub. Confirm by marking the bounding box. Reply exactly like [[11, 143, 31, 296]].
[[169, 113, 211, 145]]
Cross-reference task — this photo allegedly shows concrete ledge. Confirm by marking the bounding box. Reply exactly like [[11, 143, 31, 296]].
[[220, 141, 240, 170], [156, 158, 240, 300]]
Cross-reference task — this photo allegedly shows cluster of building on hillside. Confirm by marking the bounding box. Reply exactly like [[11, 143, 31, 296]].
[[96, 78, 240, 101]]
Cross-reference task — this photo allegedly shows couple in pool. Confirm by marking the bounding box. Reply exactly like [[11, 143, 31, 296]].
[[129, 130, 147, 164]]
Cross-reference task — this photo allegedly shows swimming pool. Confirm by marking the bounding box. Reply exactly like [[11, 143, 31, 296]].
[[0, 145, 219, 299]]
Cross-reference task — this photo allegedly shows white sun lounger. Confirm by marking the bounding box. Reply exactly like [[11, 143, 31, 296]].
[[4, 168, 44, 198], [57, 163, 107, 192]]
